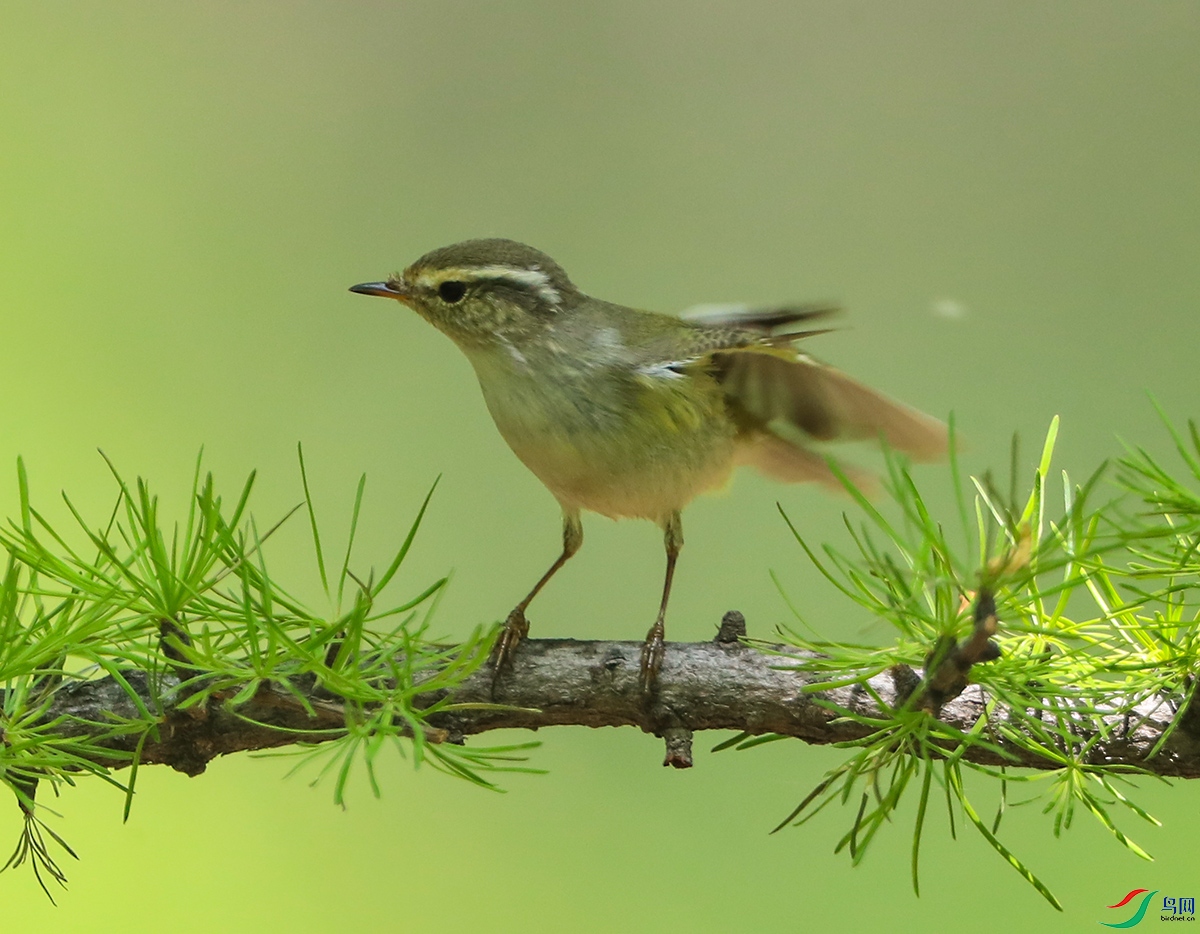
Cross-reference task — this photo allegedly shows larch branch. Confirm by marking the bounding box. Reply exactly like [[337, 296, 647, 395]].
[[37, 628, 1200, 779]]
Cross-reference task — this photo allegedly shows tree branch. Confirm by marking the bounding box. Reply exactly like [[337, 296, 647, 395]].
[[38, 628, 1200, 779]]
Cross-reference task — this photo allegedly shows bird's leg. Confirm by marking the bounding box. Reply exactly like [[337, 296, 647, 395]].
[[640, 510, 682, 694], [491, 509, 583, 672]]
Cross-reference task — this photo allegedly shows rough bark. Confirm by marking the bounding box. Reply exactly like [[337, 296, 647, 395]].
[[33, 629, 1200, 778]]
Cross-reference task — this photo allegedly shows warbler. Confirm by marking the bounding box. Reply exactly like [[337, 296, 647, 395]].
[[351, 239, 946, 690]]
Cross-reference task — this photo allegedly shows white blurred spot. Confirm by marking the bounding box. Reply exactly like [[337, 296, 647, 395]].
[[932, 298, 967, 319], [638, 361, 686, 380], [679, 303, 751, 323]]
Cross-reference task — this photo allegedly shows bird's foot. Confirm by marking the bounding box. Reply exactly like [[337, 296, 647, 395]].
[[491, 607, 529, 668], [640, 619, 666, 694], [489, 608, 529, 696]]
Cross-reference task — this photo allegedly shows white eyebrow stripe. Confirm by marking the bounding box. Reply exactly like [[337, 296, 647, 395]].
[[415, 265, 561, 306]]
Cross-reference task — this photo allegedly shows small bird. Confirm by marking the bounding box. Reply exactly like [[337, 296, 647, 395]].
[[351, 239, 946, 690]]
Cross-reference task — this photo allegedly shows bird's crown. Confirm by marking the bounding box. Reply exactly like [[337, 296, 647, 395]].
[[394, 238, 578, 310]]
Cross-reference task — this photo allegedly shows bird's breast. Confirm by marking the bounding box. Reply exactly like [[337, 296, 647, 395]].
[[464, 347, 738, 520]]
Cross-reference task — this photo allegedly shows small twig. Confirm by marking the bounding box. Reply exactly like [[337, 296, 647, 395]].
[[661, 726, 694, 769], [714, 610, 747, 644], [158, 618, 206, 700], [918, 588, 1002, 715]]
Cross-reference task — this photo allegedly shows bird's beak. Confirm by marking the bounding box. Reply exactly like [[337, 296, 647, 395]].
[[349, 280, 410, 300]]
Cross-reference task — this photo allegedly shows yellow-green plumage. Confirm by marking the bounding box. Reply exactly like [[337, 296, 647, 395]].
[[464, 299, 742, 522]]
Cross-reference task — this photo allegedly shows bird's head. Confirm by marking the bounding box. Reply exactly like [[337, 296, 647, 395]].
[[350, 238, 580, 347]]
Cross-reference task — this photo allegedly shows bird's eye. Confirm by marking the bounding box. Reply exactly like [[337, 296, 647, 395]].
[[438, 280, 466, 303]]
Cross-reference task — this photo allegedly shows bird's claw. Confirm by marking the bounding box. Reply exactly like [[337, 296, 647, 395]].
[[491, 607, 529, 671], [489, 608, 529, 699], [640, 621, 665, 694]]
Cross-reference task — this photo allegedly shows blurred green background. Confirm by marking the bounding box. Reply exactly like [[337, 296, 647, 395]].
[[2, 2, 1198, 930]]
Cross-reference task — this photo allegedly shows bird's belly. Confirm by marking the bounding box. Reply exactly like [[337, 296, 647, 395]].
[[472, 360, 737, 521], [511, 431, 737, 521]]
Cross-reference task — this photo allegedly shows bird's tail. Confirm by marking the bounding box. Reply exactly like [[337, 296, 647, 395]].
[[736, 430, 877, 494]]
